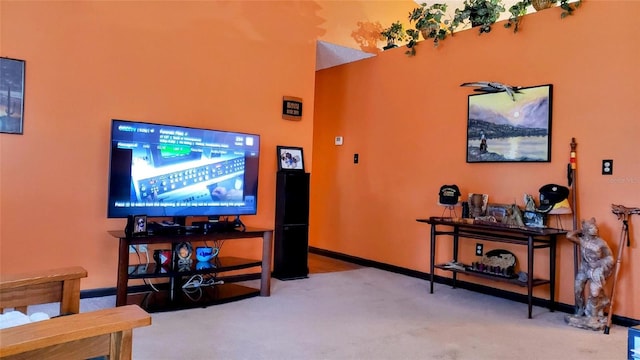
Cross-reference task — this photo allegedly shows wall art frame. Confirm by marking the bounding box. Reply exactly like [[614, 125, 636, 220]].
[[277, 145, 305, 172], [466, 84, 553, 163], [0, 57, 26, 135]]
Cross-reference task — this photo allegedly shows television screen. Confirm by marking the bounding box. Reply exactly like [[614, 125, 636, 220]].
[[466, 84, 552, 163], [107, 119, 260, 218]]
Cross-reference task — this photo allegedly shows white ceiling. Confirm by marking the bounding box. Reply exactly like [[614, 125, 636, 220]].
[[316, 41, 375, 71]]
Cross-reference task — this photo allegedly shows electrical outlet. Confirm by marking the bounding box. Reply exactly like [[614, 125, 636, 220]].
[[602, 159, 613, 175], [475, 243, 483, 256], [129, 245, 148, 253]]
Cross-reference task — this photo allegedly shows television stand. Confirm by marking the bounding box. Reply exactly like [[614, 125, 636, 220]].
[[110, 226, 273, 312], [172, 216, 187, 226]]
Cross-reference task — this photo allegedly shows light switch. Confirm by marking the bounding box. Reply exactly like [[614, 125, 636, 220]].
[[335, 136, 343, 146]]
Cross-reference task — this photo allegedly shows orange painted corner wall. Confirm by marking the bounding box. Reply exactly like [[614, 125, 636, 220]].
[[317, 0, 417, 54], [311, 2, 640, 320], [0, 1, 319, 288]]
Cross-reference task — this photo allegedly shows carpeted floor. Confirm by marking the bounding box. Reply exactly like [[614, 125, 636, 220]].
[[29, 267, 627, 359], [133, 267, 625, 359]]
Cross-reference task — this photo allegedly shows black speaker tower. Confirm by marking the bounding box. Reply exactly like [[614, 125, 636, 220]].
[[273, 171, 310, 280]]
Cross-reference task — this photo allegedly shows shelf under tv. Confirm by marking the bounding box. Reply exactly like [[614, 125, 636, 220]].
[[126, 283, 260, 313], [127, 256, 262, 279]]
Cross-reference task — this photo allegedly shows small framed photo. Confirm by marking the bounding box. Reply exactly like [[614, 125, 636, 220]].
[[125, 214, 148, 237], [523, 210, 545, 228], [468, 193, 489, 218], [485, 203, 511, 222], [277, 146, 305, 171]]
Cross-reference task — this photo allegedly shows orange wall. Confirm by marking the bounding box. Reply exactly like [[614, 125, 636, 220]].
[[0, 1, 321, 288], [311, 2, 640, 320], [317, 0, 417, 54]]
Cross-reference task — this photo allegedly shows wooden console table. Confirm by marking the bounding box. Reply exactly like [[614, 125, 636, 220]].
[[110, 227, 273, 312], [417, 217, 566, 318]]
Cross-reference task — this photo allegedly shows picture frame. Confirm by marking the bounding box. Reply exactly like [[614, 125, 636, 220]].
[[523, 210, 546, 228], [466, 84, 553, 163], [0, 57, 26, 135], [468, 193, 489, 218], [485, 203, 512, 222], [125, 214, 148, 237], [133, 215, 147, 235], [277, 146, 305, 171]]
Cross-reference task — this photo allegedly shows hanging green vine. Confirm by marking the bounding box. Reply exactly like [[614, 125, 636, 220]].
[[380, 21, 408, 50], [504, 0, 531, 33], [559, 0, 582, 18], [394, 0, 583, 55]]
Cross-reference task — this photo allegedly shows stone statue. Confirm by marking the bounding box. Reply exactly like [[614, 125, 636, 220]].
[[564, 217, 615, 330]]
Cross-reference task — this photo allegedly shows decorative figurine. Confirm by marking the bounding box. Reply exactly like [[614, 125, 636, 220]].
[[564, 217, 615, 331], [501, 204, 524, 227], [604, 204, 640, 334], [175, 242, 193, 272], [460, 81, 522, 101], [523, 193, 536, 212]]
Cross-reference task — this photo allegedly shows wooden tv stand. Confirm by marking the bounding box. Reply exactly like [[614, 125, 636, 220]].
[[110, 227, 273, 312], [417, 217, 566, 319]]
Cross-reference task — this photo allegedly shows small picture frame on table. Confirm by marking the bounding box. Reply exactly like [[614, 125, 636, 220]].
[[125, 215, 147, 237], [468, 193, 489, 217], [523, 210, 545, 228], [277, 146, 305, 171], [485, 203, 511, 222]]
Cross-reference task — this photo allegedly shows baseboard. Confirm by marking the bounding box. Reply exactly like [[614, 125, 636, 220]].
[[81, 287, 116, 298], [309, 246, 640, 328]]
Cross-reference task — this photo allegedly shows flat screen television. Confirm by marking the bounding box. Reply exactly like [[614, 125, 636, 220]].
[[107, 119, 260, 219]]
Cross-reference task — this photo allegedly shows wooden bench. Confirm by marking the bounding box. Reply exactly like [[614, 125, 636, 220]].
[[0, 266, 151, 360]]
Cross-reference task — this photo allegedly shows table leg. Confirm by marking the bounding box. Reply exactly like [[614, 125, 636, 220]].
[[527, 235, 534, 319], [452, 226, 459, 289], [549, 236, 557, 312], [116, 238, 129, 307], [430, 224, 436, 294], [170, 243, 177, 301], [260, 230, 273, 296]]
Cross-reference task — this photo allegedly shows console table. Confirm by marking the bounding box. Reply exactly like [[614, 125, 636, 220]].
[[417, 217, 566, 318], [110, 227, 273, 312]]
